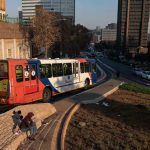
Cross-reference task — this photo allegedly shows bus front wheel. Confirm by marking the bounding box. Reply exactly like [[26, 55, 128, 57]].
[[42, 88, 51, 103]]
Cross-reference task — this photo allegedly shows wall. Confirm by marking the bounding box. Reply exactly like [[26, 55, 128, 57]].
[[0, 22, 30, 59]]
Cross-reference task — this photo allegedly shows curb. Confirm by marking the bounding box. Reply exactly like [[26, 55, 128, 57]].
[[60, 82, 124, 150], [50, 102, 76, 150], [60, 104, 80, 150], [81, 82, 124, 104], [1, 104, 56, 150], [4, 121, 42, 150]]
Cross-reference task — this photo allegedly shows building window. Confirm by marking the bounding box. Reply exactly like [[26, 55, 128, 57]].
[[8, 49, 12, 58], [0, 13, 2, 21]]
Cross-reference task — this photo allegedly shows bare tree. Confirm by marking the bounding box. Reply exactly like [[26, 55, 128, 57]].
[[32, 7, 60, 58]]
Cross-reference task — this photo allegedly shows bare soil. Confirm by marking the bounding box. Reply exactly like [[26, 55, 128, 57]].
[[65, 89, 150, 150]]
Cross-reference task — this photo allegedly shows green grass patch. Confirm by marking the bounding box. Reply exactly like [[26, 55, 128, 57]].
[[119, 83, 150, 95]]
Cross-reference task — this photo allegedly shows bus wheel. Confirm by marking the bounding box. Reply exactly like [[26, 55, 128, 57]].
[[42, 88, 51, 103], [84, 79, 90, 89]]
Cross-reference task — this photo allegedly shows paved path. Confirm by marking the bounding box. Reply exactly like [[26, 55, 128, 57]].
[[18, 79, 122, 150]]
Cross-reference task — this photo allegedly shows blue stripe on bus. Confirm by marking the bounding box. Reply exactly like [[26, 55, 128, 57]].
[[28, 59, 59, 93]]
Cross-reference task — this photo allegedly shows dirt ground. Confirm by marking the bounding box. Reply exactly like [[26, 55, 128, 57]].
[[65, 89, 150, 150]]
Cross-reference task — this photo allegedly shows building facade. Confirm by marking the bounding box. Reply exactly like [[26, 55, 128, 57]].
[[106, 23, 117, 29], [0, 22, 30, 59], [0, 0, 5, 21], [101, 29, 117, 41], [117, 0, 150, 56], [22, 0, 75, 24]]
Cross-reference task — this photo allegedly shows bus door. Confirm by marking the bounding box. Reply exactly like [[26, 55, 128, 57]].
[[63, 63, 73, 84], [73, 62, 80, 83], [23, 64, 38, 95], [14, 64, 24, 103]]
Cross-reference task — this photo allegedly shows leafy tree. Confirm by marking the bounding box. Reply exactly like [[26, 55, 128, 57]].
[[27, 7, 60, 58]]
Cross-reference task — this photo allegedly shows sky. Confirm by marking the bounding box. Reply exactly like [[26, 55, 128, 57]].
[[6, 0, 149, 31]]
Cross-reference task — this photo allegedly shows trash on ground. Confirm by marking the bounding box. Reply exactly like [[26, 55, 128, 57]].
[[102, 102, 109, 107]]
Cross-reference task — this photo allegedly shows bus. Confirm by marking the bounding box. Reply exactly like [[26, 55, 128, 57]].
[[0, 58, 97, 104]]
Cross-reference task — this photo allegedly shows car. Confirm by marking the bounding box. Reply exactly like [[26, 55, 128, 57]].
[[141, 71, 150, 80], [133, 68, 143, 76]]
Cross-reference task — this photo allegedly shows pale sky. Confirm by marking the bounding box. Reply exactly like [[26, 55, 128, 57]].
[[6, 0, 150, 31]]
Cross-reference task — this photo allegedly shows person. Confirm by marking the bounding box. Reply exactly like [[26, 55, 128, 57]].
[[116, 70, 120, 78], [19, 112, 37, 140], [12, 110, 22, 135]]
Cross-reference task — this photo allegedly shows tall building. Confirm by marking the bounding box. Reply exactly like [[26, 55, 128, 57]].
[[117, 0, 150, 56], [22, 0, 75, 24], [0, 0, 5, 21], [101, 29, 117, 41], [106, 23, 117, 29]]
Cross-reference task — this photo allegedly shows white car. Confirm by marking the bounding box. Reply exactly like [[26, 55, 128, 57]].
[[133, 68, 143, 76], [141, 71, 150, 80]]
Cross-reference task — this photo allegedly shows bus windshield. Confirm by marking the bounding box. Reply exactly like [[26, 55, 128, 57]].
[[0, 61, 9, 98]]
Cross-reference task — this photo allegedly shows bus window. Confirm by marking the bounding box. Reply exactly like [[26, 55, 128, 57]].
[[73, 63, 78, 77], [85, 62, 90, 73], [40, 64, 52, 79], [80, 63, 85, 73], [52, 64, 63, 77], [16, 65, 23, 82], [63, 63, 72, 76]]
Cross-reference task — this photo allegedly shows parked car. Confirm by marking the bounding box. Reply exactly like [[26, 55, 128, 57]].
[[141, 71, 150, 80], [133, 68, 143, 76]]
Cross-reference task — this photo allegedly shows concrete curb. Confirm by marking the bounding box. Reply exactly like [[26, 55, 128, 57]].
[[60, 82, 124, 150], [81, 82, 124, 104], [1, 103, 56, 150], [50, 102, 76, 150], [4, 120, 42, 150], [60, 104, 80, 150]]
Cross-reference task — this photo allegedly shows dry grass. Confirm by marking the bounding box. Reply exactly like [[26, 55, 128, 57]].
[[65, 89, 150, 150]]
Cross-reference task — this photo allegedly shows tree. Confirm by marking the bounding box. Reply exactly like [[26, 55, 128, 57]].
[[31, 7, 60, 58]]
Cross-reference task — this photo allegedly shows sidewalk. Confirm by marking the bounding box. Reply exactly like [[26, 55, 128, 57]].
[[0, 103, 56, 150], [17, 78, 123, 150]]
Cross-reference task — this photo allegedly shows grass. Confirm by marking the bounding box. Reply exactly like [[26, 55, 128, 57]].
[[119, 83, 150, 95]]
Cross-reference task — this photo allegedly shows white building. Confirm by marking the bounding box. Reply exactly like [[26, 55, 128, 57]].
[[22, 0, 75, 23]]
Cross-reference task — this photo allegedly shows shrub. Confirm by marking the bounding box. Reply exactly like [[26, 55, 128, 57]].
[[119, 83, 150, 95]]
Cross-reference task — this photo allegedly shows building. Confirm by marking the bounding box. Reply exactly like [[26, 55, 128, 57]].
[[0, 0, 5, 21], [22, 0, 75, 24], [117, 0, 150, 56], [96, 26, 101, 32], [101, 29, 117, 41], [92, 33, 101, 43], [0, 22, 30, 59], [106, 23, 117, 29]]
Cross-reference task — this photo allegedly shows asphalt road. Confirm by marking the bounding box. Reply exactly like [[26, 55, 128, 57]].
[[97, 56, 150, 86]]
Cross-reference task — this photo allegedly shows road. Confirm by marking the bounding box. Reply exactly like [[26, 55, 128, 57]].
[[97, 56, 150, 86], [17, 62, 113, 150]]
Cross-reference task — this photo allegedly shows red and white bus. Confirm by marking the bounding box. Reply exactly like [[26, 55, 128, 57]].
[[0, 58, 97, 104]]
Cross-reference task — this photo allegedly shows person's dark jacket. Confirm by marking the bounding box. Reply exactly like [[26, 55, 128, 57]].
[[19, 112, 34, 129]]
